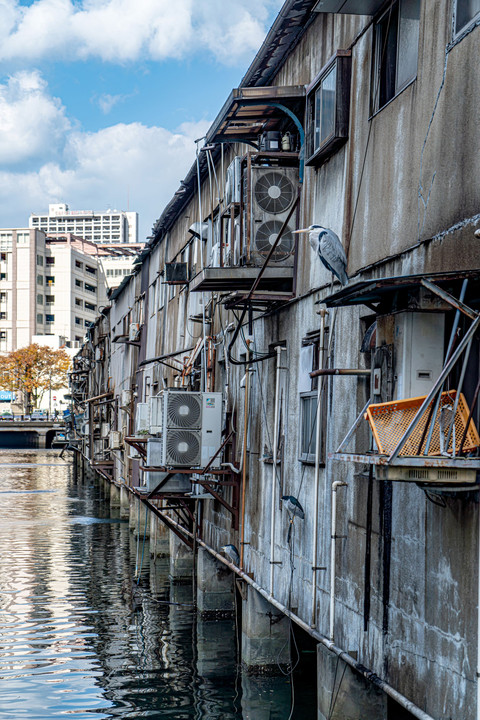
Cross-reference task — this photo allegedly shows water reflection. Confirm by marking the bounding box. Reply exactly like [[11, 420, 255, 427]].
[[0, 450, 301, 719]]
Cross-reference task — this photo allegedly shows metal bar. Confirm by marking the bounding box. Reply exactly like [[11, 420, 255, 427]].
[[195, 478, 236, 517], [420, 279, 477, 319], [423, 279, 468, 454], [388, 315, 480, 462], [336, 399, 371, 453], [445, 338, 473, 451], [459, 377, 480, 455], [310, 368, 371, 377], [85, 391, 114, 403], [330, 452, 480, 468]]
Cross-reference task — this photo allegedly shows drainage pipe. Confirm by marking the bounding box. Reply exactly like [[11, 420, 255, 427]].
[[330, 480, 348, 642], [270, 345, 285, 595], [240, 344, 251, 570], [158, 512, 435, 720], [311, 309, 327, 626]]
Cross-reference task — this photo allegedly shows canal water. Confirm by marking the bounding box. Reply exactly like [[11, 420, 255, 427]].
[[0, 451, 315, 719]]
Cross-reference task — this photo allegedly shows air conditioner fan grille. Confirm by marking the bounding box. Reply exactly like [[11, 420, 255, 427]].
[[254, 171, 295, 214], [166, 430, 201, 466], [167, 393, 202, 428], [254, 221, 295, 261]]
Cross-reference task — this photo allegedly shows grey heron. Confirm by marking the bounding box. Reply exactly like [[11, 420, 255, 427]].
[[221, 544, 240, 567], [294, 225, 349, 286], [281, 495, 305, 520]]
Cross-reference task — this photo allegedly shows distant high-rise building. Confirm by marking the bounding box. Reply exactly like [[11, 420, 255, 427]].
[[29, 203, 138, 244], [0, 228, 108, 352]]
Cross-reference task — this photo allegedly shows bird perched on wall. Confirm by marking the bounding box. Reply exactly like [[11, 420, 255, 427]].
[[281, 495, 305, 520], [294, 225, 349, 286], [221, 544, 240, 567]]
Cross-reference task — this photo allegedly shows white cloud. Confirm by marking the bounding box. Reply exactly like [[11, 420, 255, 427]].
[[0, 0, 283, 65], [0, 72, 211, 238], [0, 71, 70, 166]]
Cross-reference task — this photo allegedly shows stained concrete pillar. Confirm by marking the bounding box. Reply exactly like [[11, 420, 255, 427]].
[[196, 547, 234, 616], [196, 617, 236, 678], [169, 531, 193, 580], [129, 496, 149, 538], [241, 585, 290, 673], [110, 483, 121, 509], [317, 644, 386, 720], [119, 486, 130, 519], [149, 511, 169, 558]]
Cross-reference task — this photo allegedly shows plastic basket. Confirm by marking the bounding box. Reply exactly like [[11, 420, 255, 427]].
[[365, 391, 480, 457]]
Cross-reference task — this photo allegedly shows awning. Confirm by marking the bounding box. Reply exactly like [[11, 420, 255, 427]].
[[206, 86, 305, 146], [323, 270, 480, 310], [313, 0, 385, 13]]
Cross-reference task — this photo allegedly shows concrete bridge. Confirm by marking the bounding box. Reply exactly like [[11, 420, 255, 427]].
[[0, 421, 65, 449]]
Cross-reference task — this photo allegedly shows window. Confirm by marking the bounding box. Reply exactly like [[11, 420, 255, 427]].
[[46, 257, 55, 265], [299, 392, 319, 463], [37, 255, 43, 266], [45, 314, 54, 323], [85, 265, 97, 275], [0, 273, 6, 281], [36, 275, 43, 285], [37, 313, 43, 324], [85, 302, 96, 311], [75, 298, 83, 307], [306, 51, 351, 166], [372, 0, 420, 113], [0, 253, 6, 261], [37, 294, 43, 305], [75, 260, 83, 269], [0, 312, 6, 320], [0, 292, 6, 302], [85, 283, 96, 293], [75, 317, 82, 325], [85, 320, 94, 327], [75, 336, 82, 342], [75, 279, 83, 288], [0, 331, 6, 340], [46, 295, 54, 304], [46, 276, 55, 286], [455, 0, 480, 33]]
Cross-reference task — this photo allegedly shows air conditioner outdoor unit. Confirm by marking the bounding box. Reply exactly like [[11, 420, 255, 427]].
[[225, 157, 242, 205], [244, 165, 298, 267], [129, 323, 140, 342], [109, 430, 122, 449], [149, 394, 163, 435], [134, 402, 150, 434], [145, 391, 223, 468]]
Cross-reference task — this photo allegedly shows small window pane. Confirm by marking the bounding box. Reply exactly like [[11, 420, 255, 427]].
[[456, 0, 480, 32], [315, 65, 337, 151], [300, 393, 317, 461], [396, 0, 420, 90]]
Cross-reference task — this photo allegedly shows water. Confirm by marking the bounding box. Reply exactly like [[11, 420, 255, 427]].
[[0, 451, 313, 719]]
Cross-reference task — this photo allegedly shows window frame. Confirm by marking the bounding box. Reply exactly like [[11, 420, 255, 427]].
[[454, 0, 480, 35], [299, 390, 321, 465], [371, 0, 420, 115], [305, 50, 352, 167]]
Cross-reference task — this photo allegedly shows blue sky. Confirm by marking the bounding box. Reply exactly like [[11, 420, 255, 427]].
[[0, 0, 283, 240]]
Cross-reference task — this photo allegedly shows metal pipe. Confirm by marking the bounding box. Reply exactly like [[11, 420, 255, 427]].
[[445, 337, 473, 452], [157, 511, 435, 720], [312, 309, 327, 626], [389, 314, 480, 462], [240, 344, 251, 570], [310, 368, 371, 377], [270, 346, 285, 595], [330, 480, 348, 642]]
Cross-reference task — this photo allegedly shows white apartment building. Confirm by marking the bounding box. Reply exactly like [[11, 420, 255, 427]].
[[0, 228, 107, 353], [29, 203, 138, 244], [98, 243, 144, 288]]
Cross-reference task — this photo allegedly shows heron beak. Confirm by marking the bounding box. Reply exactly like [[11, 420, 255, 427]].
[[293, 228, 310, 234]]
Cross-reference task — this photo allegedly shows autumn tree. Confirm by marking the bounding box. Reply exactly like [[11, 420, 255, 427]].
[[0, 344, 71, 412]]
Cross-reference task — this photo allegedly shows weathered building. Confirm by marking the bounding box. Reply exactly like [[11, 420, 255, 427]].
[[70, 2, 480, 718]]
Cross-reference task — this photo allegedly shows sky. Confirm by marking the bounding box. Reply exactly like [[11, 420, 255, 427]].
[[0, 0, 284, 240]]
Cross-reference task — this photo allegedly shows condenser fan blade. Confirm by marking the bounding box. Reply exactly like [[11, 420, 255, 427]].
[[254, 171, 295, 214], [254, 221, 295, 261]]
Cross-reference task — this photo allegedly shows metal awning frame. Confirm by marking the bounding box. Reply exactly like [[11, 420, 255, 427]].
[[332, 279, 480, 470]]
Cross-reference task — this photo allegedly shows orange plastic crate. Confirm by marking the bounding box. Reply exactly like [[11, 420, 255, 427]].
[[365, 391, 480, 457]]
